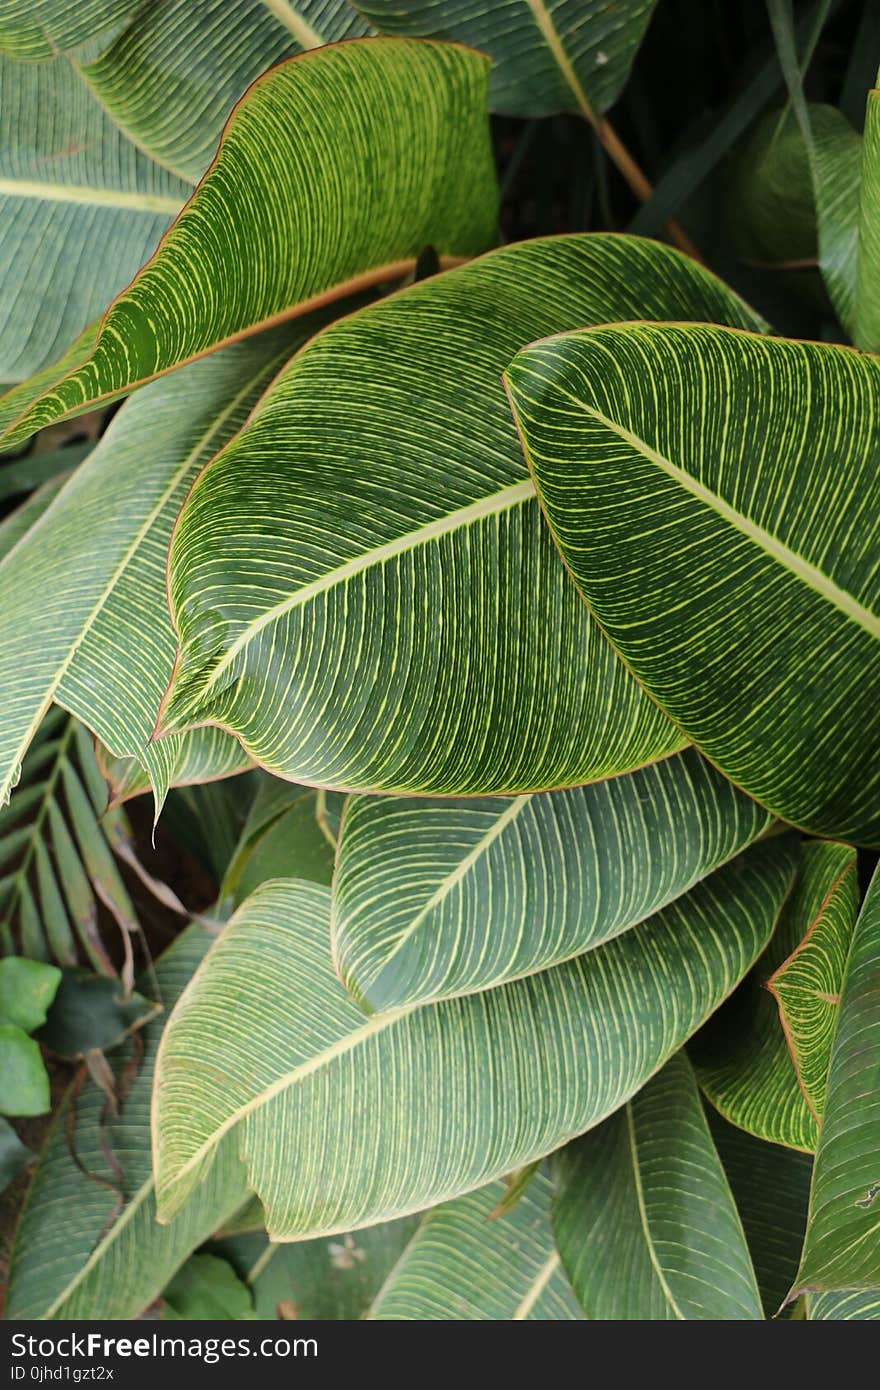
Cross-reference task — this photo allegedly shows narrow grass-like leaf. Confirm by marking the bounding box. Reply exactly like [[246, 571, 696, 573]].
[[0, 38, 498, 449], [153, 840, 796, 1237], [156, 234, 764, 796], [4, 925, 251, 1320], [506, 323, 880, 845], [856, 78, 880, 351], [371, 1170, 582, 1319], [552, 1053, 762, 1320], [333, 748, 773, 1011], [792, 864, 880, 1296]]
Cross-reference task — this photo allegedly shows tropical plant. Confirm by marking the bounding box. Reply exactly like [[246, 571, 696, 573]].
[[0, 0, 878, 1324]]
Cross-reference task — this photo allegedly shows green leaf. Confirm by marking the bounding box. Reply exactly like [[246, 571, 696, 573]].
[[0, 54, 187, 381], [552, 1053, 762, 1320], [856, 78, 880, 352], [153, 840, 796, 1237], [0, 1, 144, 58], [506, 323, 880, 846], [691, 842, 827, 1153], [792, 864, 880, 1296], [0, 476, 70, 563], [215, 1216, 419, 1320], [162, 1254, 256, 1321], [333, 748, 773, 1011], [708, 1110, 812, 1318], [0, 325, 317, 812], [0, 441, 90, 504], [0, 38, 498, 449], [154, 234, 764, 796], [354, 0, 657, 118], [0, 1115, 33, 1191], [219, 782, 336, 914], [36, 968, 160, 1060], [766, 840, 858, 1118], [96, 729, 252, 808], [4, 924, 252, 1320], [371, 1170, 582, 1319], [0, 1025, 50, 1116], [80, 0, 372, 182], [809, 1290, 880, 1319], [0, 955, 61, 1032]]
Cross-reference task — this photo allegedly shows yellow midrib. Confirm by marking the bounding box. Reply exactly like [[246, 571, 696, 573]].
[[0, 178, 183, 213], [523, 0, 596, 121], [261, 0, 325, 48]]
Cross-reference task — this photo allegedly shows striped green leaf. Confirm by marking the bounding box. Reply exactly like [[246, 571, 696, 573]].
[[0, 53, 187, 381], [154, 234, 764, 797], [552, 1053, 762, 1320], [856, 76, 880, 351], [506, 324, 880, 846], [708, 1110, 813, 1318], [96, 729, 252, 809], [809, 1291, 880, 1319], [214, 1215, 419, 1320], [0, 1, 143, 59], [371, 1170, 582, 1319], [5, 925, 252, 1320], [354, 0, 657, 118], [0, 38, 498, 449], [0, 323, 318, 812], [0, 710, 139, 974], [766, 840, 858, 1119], [152, 840, 796, 1237], [332, 748, 773, 1012], [792, 864, 880, 1296], [692, 840, 824, 1153], [79, 0, 372, 182]]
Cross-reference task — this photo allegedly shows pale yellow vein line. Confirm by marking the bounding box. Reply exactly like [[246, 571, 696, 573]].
[[0, 179, 183, 213], [513, 1251, 561, 1319], [187, 480, 536, 702], [261, 0, 324, 48], [247, 1240, 280, 1284], [559, 389, 880, 640], [523, 0, 595, 120], [626, 1101, 686, 1319], [370, 795, 532, 985], [41, 1175, 155, 1318]]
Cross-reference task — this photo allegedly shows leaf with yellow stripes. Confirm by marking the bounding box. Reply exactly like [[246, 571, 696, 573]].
[[0, 37, 498, 448], [371, 1169, 582, 1319], [153, 234, 765, 797], [766, 840, 858, 1119], [552, 1053, 763, 1319], [332, 748, 773, 1012], [152, 839, 796, 1237], [354, 0, 657, 118], [506, 323, 880, 845]]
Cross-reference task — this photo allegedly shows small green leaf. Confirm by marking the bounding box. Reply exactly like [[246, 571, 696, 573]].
[[0, 1025, 50, 1116], [36, 969, 160, 1061], [161, 1255, 256, 1321], [0, 956, 61, 1033]]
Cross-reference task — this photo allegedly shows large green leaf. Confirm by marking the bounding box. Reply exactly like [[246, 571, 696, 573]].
[[153, 234, 764, 796], [371, 1170, 581, 1319], [0, 1, 143, 59], [708, 1110, 813, 1318], [0, 38, 498, 449], [80, 0, 372, 182], [215, 1215, 418, 1320], [354, 0, 657, 118], [0, 54, 187, 382], [809, 1291, 880, 1319], [506, 324, 880, 845], [153, 841, 796, 1237], [333, 748, 773, 1011], [792, 864, 880, 1296], [766, 840, 858, 1119], [552, 1053, 761, 1319], [0, 324, 316, 811], [856, 78, 880, 352], [5, 925, 252, 1320]]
